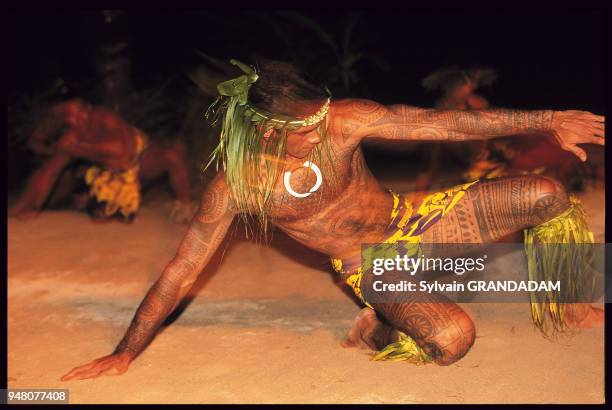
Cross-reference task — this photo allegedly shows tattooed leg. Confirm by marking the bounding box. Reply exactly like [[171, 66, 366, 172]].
[[418, 175, 599, 331], [352, 176, 572, 364], [423, 175, 569, 244], [444, 176, 601, 328], [359, 276, 477, 365], [408, 175, 572, 262]]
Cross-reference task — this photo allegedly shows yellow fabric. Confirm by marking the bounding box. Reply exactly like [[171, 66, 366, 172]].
[[330, 181, 477, 363], [331, 180, 478, 305], [345, 270, 373, 309], [84, 131, 148, 217]]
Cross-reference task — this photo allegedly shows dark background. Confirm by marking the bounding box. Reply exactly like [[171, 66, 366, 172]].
[[6, 9, 606, 192], [8, 10, 604, 107]]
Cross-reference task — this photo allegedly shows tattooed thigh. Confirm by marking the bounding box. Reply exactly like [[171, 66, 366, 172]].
[[421, 176, 570, 244]]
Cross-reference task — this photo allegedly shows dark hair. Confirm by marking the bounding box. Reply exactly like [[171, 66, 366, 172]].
[[422, 66, 497, 97], [249, 58, 328, 117]]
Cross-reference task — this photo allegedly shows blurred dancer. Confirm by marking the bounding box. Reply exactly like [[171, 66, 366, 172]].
[[416, 67, 496, 190], [9, 99, 196, 223]]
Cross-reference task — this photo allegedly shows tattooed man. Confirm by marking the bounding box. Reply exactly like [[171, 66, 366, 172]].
[[61, 60, 604, 380]]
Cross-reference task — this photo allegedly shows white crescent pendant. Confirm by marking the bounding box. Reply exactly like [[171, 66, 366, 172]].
[[283, 161, 323, 198]]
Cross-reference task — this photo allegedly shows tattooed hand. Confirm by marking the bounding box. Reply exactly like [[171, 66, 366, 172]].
[[61, 173, 236, 381], [549, 110, 605, 161], [60, 352, 132, 381]]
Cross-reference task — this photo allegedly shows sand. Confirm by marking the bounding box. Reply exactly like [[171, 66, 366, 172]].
[[7, 183, 605, 404]]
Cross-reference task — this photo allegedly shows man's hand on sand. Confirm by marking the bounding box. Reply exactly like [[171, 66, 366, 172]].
[[61, 353, 132, 381], [550, 110, 605, 161]]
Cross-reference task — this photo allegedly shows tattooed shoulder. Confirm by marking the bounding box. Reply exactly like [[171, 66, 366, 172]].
[[331, 99, 387, 143], [197, 173, 236, 222]]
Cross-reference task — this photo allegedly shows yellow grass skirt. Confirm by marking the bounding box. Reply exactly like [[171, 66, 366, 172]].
[[84, 132, 147, 218]]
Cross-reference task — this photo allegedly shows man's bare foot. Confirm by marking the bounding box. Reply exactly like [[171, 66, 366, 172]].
[[341, 307, 398, 351], [564, 304, 604, 329]]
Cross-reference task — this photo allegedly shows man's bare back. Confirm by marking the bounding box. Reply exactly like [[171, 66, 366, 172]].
[[9, 99, 195, 222]]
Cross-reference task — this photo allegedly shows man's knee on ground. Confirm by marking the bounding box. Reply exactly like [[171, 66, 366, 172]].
[[528, 175, 570, 226], [535, 176, 567, 200], [420, 310, 476, 366], [376, 301, 476, 365]]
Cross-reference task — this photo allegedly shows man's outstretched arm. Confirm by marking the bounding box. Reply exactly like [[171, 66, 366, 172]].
[[8, 152, 73, 219], [60, 172, 236, 381], [340, 99, 604, 161]]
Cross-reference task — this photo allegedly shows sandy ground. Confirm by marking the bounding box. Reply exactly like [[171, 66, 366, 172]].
[[7, 181, 605, 404]]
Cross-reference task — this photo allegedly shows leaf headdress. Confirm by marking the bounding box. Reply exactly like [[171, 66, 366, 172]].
[[204, 59, 332, 236]]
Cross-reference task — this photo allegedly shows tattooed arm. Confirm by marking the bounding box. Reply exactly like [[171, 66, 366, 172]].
[[61, 173, 236, 381], [341, 99, 605, 161]]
